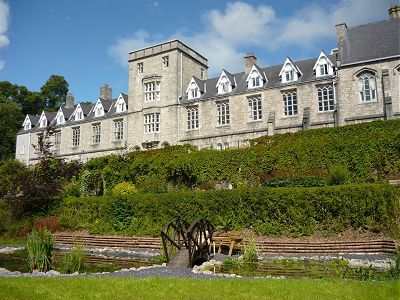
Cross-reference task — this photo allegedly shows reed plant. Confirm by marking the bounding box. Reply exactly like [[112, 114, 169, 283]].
[[26, 229, 53, 272], [242, 238, 259, 263], [59, 244, 86, 274]]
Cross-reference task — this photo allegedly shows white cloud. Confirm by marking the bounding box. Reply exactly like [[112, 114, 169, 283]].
[[108, 0, 392, 75], [0, 0, 10, 48]]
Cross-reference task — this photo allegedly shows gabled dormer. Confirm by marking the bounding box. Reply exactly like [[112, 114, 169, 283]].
[[246, 65, 267, 89], [115, 93, 127, 113], [22, 115, 32, 130], [313, 51, 335, 77], [216, 70, 236, 94], [55, 108, 66, 125], [71, 103, 85, 122], [279, 57, 302, 84], [186, 77, 204, 100], [93, 99, 105, 118], [38, 111, 48, 128]]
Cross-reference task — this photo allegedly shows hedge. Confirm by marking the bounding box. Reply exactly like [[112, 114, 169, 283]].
[[80, 120, 400, 193], [58, 184, 400, 238]]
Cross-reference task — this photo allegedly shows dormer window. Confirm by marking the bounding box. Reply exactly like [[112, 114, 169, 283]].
[[39, 113, 47, 128], [188, 82, 199, 99], [217, 76, 232, 94], [246, 65, 266, 89], [279, 57, 301, 84], [116, 101, 126, 113], [74, 105, 84, 121], [314, 51, 334, 77], [56, 112, 64, 125], [24, 120, 31, 130], [94, 101, 105, 117]]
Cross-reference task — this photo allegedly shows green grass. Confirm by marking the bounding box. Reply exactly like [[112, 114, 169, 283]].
[[0, 237, 26, 246], [0, 277, 398, 300]]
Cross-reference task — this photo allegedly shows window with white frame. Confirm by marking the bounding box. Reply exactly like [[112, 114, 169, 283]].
[[92, 123, 101, 144], [218, 76, 232, 94], [285, 70, 294, 82], [144, 113, 160, 133], [282, 91, 298, 116], [54, 131, 61, 153], [188, 82, 200, 100], [137, 62, 143, 74], [216, 143, 223, 150], [358, 72, 377, 101], [144, 81, 161, 102], [248, 70, 262, 88], [75, 107, 83, 121], [317, 86, 334, 111], [114, 119, 124, 140], [56, 113, 64, 125], [319, 64, 329, 76], [24, 120, 31, 130], [248, 96, 262, 121], [94, 104, 104, 117], [162, 56, 169, 68], [40, 117, 47, 128], [116, 101, 126, 113], [72, 127, 80, 147], [187, 106, 199, 130], [217, 101, 230, 125]]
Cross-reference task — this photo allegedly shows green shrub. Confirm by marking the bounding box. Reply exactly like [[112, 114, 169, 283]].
[[136, 175, 167, 193], [62, 181, 81, 198], [328, 165, 351, 185], [58, 184, 400, 238], [59, 244, 86, 274], [26, 229, 53, 272], [0, 200, 11, 234], [80, 170, 103, 197], [112, 182, 138, 198]]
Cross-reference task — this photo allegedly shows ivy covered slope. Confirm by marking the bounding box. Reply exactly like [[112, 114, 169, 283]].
[[82, 120, 400, 193], [59, 185, 400, 237]]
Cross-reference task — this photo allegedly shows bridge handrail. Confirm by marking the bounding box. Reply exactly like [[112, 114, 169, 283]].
[[160, 218, 190, 263]]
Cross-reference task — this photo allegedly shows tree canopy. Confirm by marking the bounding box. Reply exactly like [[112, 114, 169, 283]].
[[40, 75, 69, 110]]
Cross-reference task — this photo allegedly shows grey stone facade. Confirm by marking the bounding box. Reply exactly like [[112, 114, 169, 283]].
[[15, 12, 400, 164]]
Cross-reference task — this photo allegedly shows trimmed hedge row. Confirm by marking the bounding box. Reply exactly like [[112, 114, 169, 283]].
[[81, 120, 400, 193], [59, 184, 400, 238]]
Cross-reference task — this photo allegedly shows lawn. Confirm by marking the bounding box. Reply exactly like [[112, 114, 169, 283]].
[[0, 277, 398, 300]]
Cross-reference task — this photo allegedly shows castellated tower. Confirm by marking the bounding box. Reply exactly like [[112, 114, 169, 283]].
[[127, 40, 208, 149]]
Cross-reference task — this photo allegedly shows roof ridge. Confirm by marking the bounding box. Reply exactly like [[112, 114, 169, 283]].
[[347, 18, 397, 30]]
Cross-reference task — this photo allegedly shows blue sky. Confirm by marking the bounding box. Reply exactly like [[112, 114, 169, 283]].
[[0, 0, 393, 103]]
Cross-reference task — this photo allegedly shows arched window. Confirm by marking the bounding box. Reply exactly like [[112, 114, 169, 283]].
[[358, 72, 376, 101], [223, 142, 229, 149], [282, 91, 298, 116], [216, 143, 223, 150]]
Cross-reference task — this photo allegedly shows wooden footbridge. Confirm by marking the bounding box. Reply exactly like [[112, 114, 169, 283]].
[[160, 219, 214, 268]]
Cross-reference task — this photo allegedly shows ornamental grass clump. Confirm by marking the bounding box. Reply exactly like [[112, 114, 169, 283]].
[[59, 244, 86, 274], [26, 229, 53, 272], [242, 238, 259, 263]]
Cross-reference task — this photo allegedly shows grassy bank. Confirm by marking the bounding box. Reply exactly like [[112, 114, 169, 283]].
[[0, 277, 398, 300], [59, 184, 400, 237]]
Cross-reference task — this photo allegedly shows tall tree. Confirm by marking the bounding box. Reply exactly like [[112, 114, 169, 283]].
[[0, 96, 23, 160], [40, 75, 69, 110]]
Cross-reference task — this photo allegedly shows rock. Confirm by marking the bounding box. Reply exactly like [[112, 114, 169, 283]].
[[46, 270, 60, 275], [129, 267, 136, 271], [202, 270, 212, 275]]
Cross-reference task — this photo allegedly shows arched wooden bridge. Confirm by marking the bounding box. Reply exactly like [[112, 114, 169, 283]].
[[160, 219, 214, 268]]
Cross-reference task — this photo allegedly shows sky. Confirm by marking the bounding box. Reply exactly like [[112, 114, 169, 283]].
[[0, 0, 394, 103]]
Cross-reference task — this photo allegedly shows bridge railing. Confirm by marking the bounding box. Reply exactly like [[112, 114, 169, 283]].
[[186, 219, 214, 267], [160, 219, 190, 263]]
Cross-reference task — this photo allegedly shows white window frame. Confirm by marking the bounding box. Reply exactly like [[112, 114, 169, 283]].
[[358, 72, 377, 102], [162, 56, 169, 68], [114, 119, 124, 140], [317, 86, 334, 112], [248, 96, 262, 121], [72, 127, 80, 147], [54, 131, 61, 153], [217, 101, 230, 126], [282, 91, 298, 117], [24, 120, 31, 130], [144, 81, 161, 102], [188, 82, 200, 100], [56, 112, 64, 125], [144, 113, 160, 133], [187, 106, 199, 130], [92, 123, 101, 144], [137, 62, 143, 75]]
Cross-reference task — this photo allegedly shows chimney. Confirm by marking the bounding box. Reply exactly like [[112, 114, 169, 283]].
[[335, 23, 348, 67], [244, 53, 257, 74], [66, 92, 74, 109], [388, 5, 400, 19], [100, 84, 112, 101]]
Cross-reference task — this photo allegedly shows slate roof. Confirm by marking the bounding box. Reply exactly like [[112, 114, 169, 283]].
[[28, 114, 40, 126], [181, 55, 336, 103], [341, 18, 400, 66], [60, 107, 74, 119]]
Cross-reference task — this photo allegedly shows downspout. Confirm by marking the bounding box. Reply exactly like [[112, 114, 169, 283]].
[[333, 77, 339, 127]]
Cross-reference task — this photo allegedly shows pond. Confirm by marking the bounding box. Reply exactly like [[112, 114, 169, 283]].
[[0, 248, 158, 274], [211, 258, 391, 280]]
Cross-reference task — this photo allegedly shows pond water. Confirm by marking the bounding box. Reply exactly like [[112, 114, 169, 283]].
[[212, 259, 388, 280], [0, 248, 156, 274]]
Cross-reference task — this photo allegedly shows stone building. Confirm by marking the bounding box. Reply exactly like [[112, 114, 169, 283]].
[[15, 7, 400, 164]]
